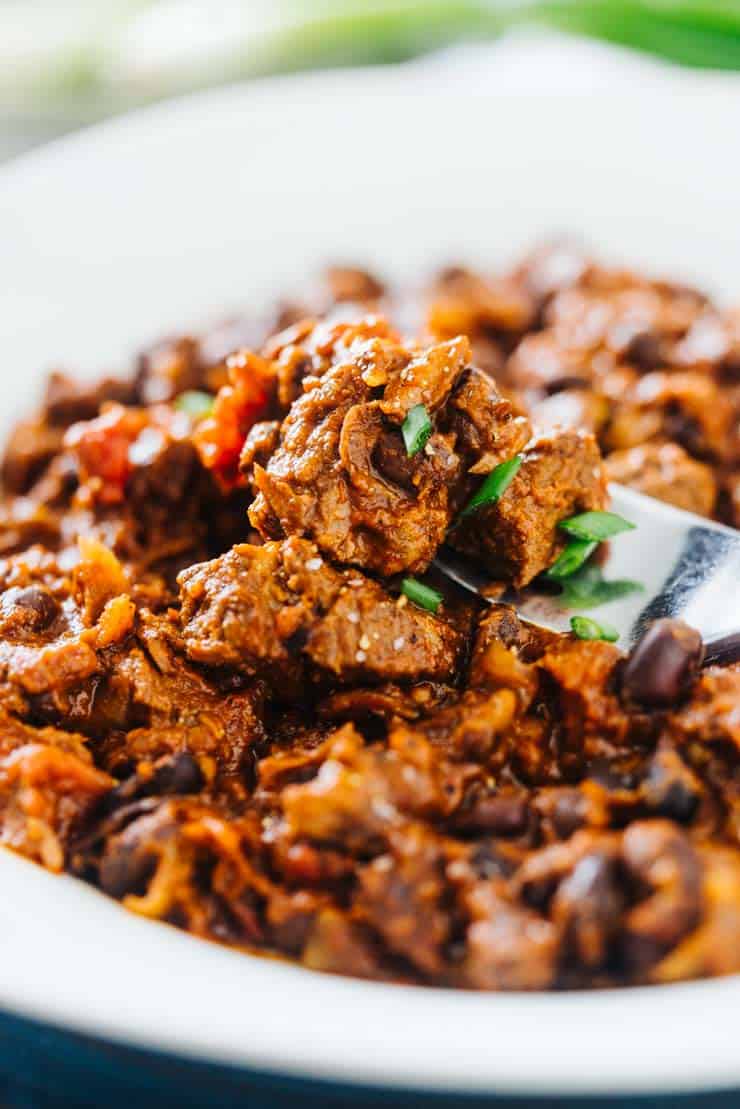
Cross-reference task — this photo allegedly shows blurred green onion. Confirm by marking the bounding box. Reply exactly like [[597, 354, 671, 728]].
[[570, 614, 619, 641], [4, 0, 740, 120], [175, 390, 214, 418], [539, 2, 740, 70]]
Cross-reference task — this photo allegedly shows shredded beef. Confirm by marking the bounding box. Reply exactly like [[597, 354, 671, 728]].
[[0, 245, 737, 993], [177, 538, 463, 691]]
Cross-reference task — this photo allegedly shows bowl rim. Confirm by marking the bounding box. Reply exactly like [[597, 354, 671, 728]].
[[1, 853, 740, 1096], [2, 58, 740, 1097]]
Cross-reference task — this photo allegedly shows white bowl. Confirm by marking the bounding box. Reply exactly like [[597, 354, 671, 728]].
[[2, 53, 740, 1098]]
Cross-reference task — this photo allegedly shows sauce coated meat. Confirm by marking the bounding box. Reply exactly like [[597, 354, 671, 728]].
[[1, 245, 739, 990]]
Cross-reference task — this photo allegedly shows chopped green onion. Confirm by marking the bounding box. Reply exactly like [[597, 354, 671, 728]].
[[460, 455, 523, 518], [401, 577, 443, 614], [570, 615, 619, 643], [175, 390, 214, 418], [546, 539, 598, 580], [559, 510, 636, 542], [402, 404, 432, 457], [557, 565, 645, 610]]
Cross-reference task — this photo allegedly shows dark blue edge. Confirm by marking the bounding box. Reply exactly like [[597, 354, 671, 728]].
[[0, 1006, 738, 1109]]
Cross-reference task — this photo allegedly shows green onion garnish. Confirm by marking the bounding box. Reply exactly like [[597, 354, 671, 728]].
[[559, 510, 636, 542], [546, 539, 598, 580], [570, 615, 619, 643], [460, 455, 523, 518], [401, 577, 443, 613], [557, 565, 644, 611], [402, 404, 432, 457], [175, 390, 214, 418]]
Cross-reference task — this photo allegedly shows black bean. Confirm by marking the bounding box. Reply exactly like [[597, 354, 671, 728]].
[[643, 749, 701, 823], [652, 779, 699, 823], [552, 790, 587, 839], [99, 841, 157, 899], [150, 752, 204, 795], [3, 585, 60, 630], [454, 794, 529, 836], [622, 329, 663, 369], [543, 373, 592, 395], [586, 757, 639, 791], [560, 853, 618, 904], [621, 619, 704, 707], [554, 853, 624, 968], [469, 842, 517, 880], [107, 753, 204, 810], [665, 405, 706, 457]]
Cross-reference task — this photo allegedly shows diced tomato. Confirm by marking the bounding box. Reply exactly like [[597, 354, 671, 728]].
[[65, 405, 148, 505], [64, 403, 186, 505], [193, 350, 275, 488]]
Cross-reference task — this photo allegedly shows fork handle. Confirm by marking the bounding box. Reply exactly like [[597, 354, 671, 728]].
[[703, 632, 740, 667]]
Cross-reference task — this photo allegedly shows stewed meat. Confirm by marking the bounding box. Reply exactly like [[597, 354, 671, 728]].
[[178, 538, 464, 691], [451, 427, 607, 587], [248, 317, 531, 574], [0, 244, 737, 994]]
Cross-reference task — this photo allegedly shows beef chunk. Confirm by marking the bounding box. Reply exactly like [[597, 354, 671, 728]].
[[324, 266, 385, 306], [134, 306, 295, 407], [500, 254, 738, 527], [536, 638, 648, 760], [43, 371, 135, 426], [666, 666, 740, 754], [459, 878, 560, 990], [91, 798, 271, 944], [509, 821, 706, 984], [513, 241, 591, 306], [68, 611, 267, 797], [135, 335, 210, 406], [249, 316, 530, 574], [652, 847, 740, 982], [1, 419, 66, 496], [277, 725, 472, 852], [531, 388, 609, 436], [621, 820, 703, 974], [451, 428, 607, 587], [0, 545, 265, 797], [302, 910, 397, 982], [1, 372, 135, 497], [178, 538, 463, 692], [605, 442, 717, 516], [0, 541, 134, 704], [0, 743, 112, 870], [239, 420, 282, 492], [605, 371, 734, 463], [507, 266, 706, 395], [426, 266, 536, 353], [356, 826, 461, 978], [3, 402, 229, 580]]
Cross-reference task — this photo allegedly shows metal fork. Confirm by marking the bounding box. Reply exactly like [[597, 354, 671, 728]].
[[434, 485, 740, 666]]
